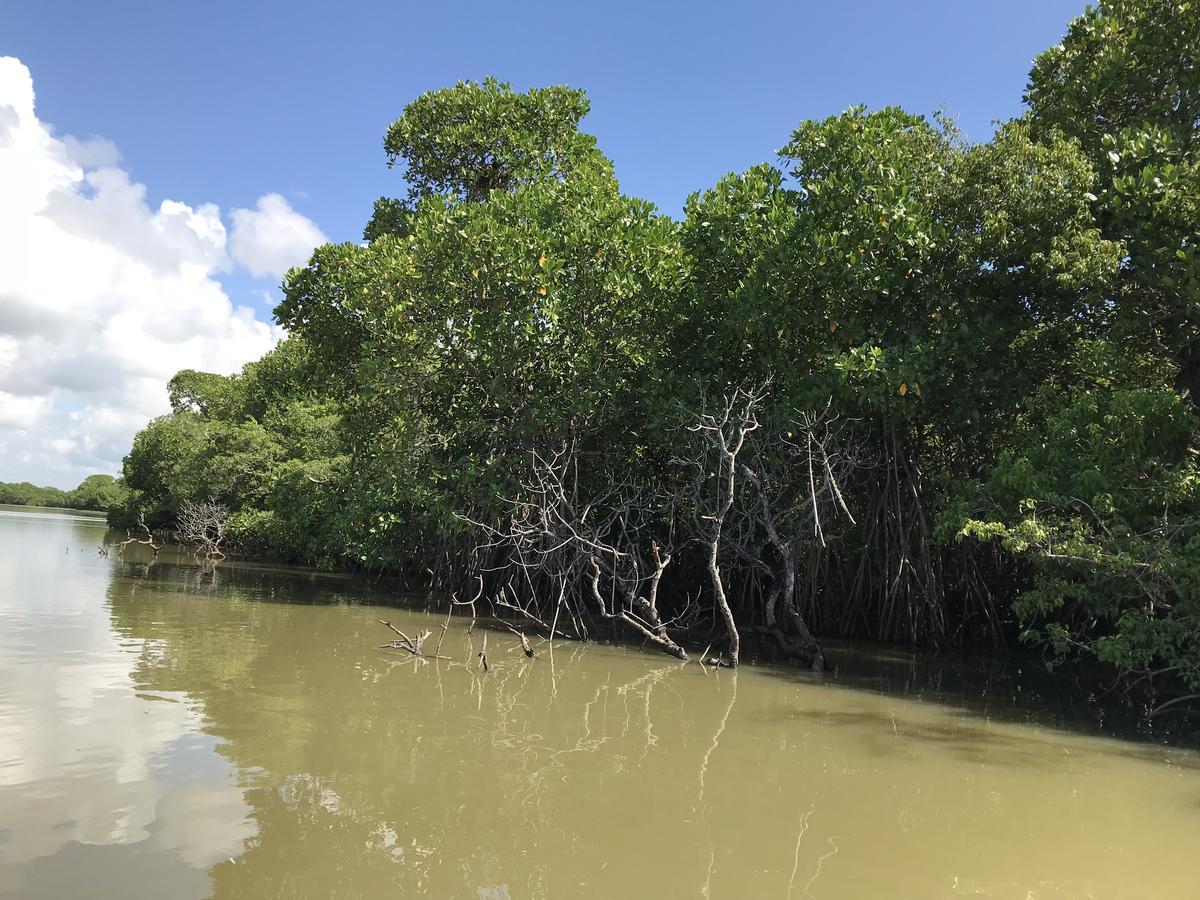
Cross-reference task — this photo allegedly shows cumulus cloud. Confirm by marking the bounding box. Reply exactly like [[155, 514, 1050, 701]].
[[0, 57, 325, 487], [0, 391, 49, 430], [229, 192, 327, 279]]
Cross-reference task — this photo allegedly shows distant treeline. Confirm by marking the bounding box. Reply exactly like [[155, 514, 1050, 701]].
[[1, 474, 128, 512], [113, 0, 1200, 690]]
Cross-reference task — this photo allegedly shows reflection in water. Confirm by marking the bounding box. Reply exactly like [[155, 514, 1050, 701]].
[[1, 505, 1199, 898], [0, 507, 252, 900]]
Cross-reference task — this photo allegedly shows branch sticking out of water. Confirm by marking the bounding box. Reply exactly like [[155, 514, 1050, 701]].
[[505, 625, 535, 658], [115, 513, 161, 557], [479, 631, 490, 672], [378, 620, 450, 659]]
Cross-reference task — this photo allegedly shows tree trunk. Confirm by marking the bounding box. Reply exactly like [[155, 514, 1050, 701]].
[[708, 542, 740, 666]]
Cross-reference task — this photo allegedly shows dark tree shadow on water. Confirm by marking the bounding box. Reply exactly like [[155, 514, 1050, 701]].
[[751, 638, 1200, 753], [105, 544, 1200, 753]]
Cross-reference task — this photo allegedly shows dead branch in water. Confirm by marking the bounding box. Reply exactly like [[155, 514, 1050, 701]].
[[680, 382, 770, 667], [506, 625, 535, 658], [445, 387, 861, 672], [460, 444, 690, 661], [478, 631, 490, 672], [115, 512, 161, 557], [434, 601, 454, 657], [176, 499, 228, 560], [378, 620, 451, 659], [730, 405, 861, 672]]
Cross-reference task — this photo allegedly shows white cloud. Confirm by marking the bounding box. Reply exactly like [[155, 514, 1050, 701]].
[[229, 192, 327, 279], [0, 57, 325, 487], [60, 133, 121, 168], [0, 391, 49, 430]]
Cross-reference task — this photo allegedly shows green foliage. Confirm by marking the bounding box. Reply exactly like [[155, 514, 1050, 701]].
[[383, 77, 605, 202], [954, 343, 1200, 686], [944, 0, 1200, 685], [0, 474, 129, 511], [1028, 0, 1200, 403], [1026, 0, 1199, 155], [118, 3, 1200, 692], [66, 474, 129, 511], [0, 481, 68, 508], [276, 79, 686, 565], [168, 369, 243, 417], [114, 337, 354, 564]]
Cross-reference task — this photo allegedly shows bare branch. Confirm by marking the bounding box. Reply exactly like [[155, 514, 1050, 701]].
[[175, 499, 228, 560]]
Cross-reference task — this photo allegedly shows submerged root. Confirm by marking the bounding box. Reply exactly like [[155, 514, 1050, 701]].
[[753, 626, 825, 672]]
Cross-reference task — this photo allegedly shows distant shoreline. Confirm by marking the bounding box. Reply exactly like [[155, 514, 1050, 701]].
[[0, 503, 108, 517]]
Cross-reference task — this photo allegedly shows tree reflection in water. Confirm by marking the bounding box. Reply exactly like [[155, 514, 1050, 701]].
[[91, 554, 1200, 899]]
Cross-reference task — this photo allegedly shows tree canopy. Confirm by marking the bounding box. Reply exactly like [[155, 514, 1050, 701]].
[[1, 474, 128, 511], [116, 1, 1200, 693]]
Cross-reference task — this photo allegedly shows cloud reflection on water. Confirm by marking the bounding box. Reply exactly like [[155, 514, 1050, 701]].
[[0, 509, 253, 898]]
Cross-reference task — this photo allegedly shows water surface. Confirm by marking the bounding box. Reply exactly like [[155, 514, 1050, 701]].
[[1, 505, 1198, 898]]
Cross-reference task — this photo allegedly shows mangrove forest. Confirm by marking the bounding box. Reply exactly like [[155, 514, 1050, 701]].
[[111, 0, 1200, 695]]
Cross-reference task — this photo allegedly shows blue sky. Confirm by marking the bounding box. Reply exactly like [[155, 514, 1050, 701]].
[[2, 0, 1088, 486], [11, 0, 1084, 252]]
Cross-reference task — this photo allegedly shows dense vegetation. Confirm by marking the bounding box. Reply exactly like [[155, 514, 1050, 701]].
[[1, 474, 128, 511], [115, 0, 1200, 688]]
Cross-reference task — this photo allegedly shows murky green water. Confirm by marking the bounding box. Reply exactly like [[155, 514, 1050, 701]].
[[1, 505, 1198, 899]]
